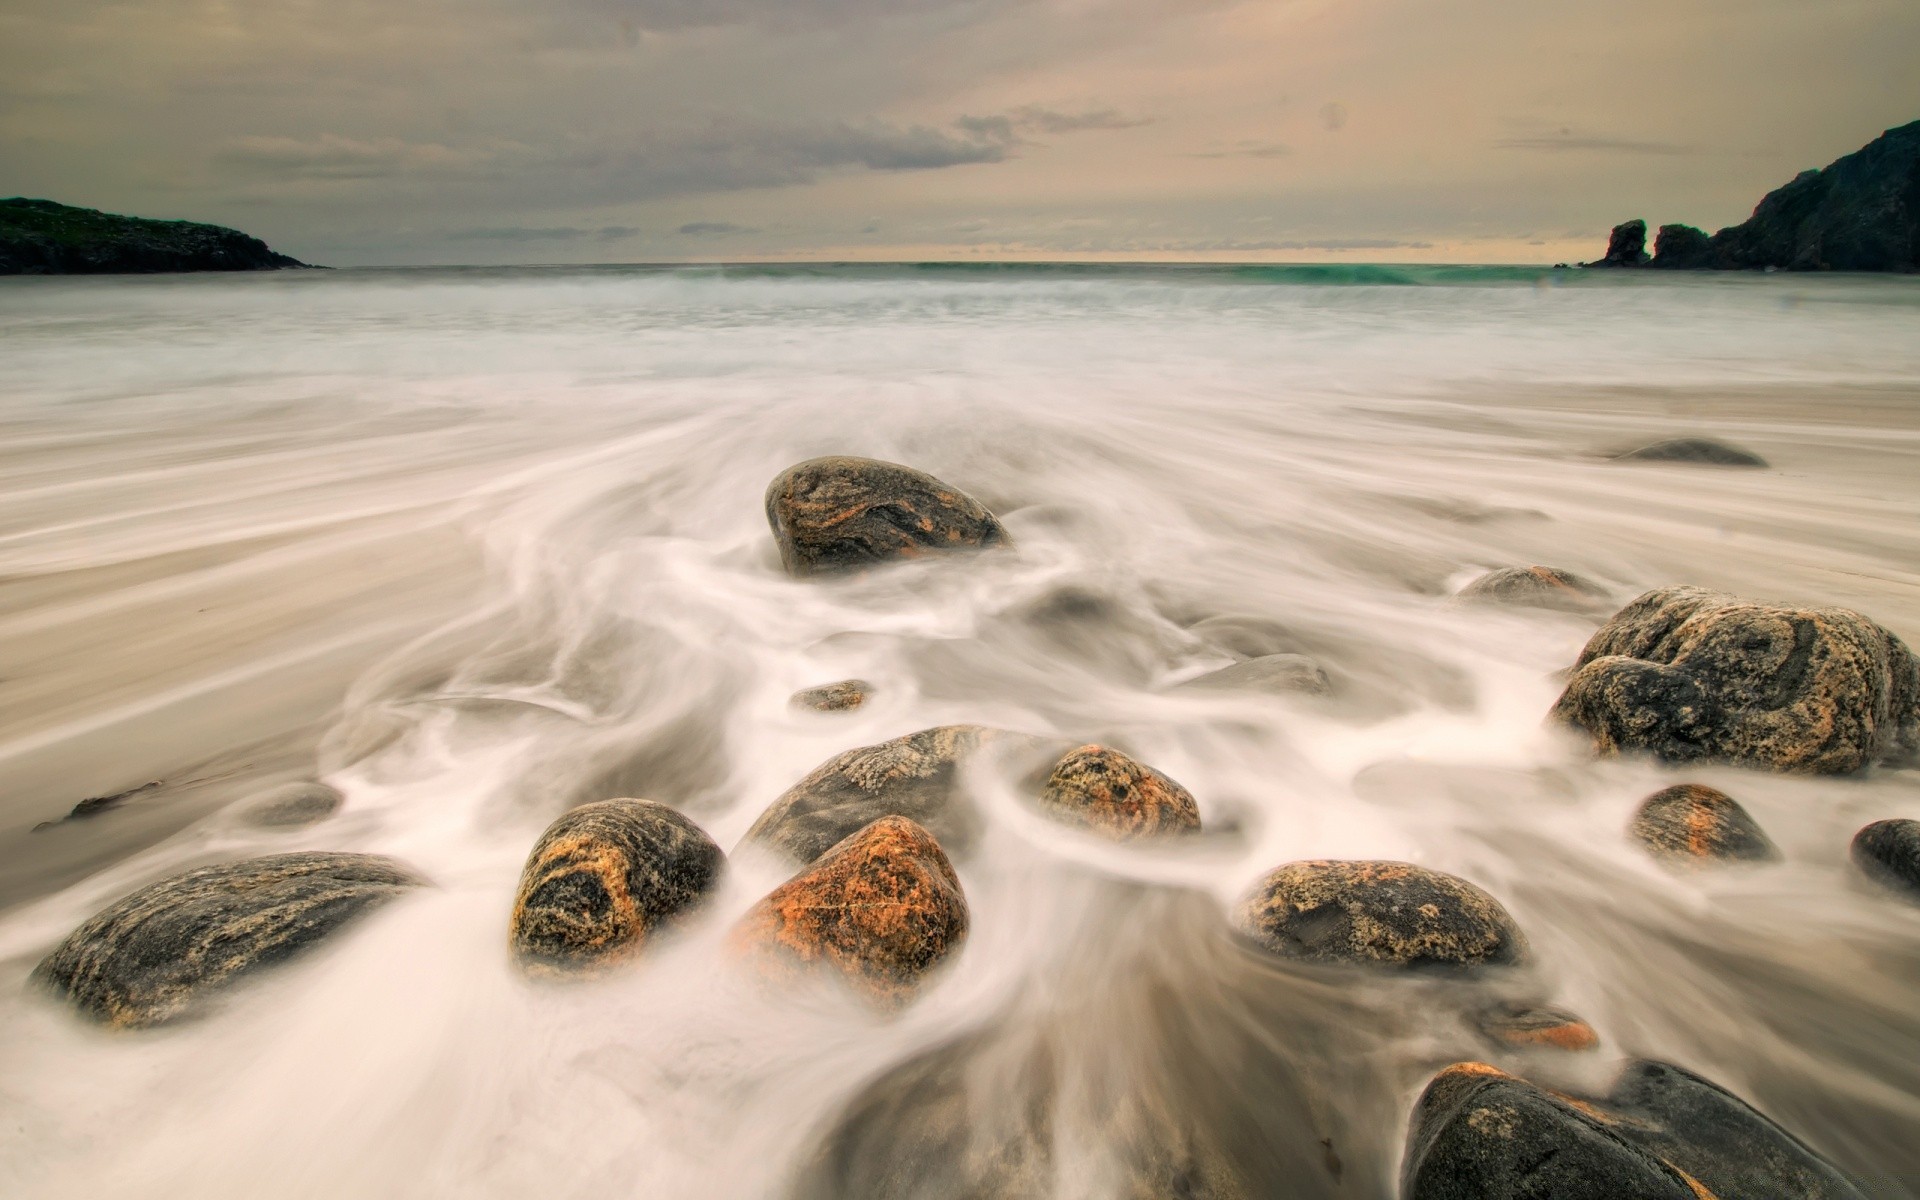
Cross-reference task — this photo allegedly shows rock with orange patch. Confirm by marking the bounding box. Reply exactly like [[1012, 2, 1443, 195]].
[[790, 679, 874, 713], [1458, 565, 1611, 613], [510, 799, 724, 976], [1233, 860, 1526, 970], [1474, 1001, 1600, 1052], [1629, 784, 1778, 864], [1037, 744, 1201, 839], [766, 456, 1009, 578], [731, 816, 967, 1004]]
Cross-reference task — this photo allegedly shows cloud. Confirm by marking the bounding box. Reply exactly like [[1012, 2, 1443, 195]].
[[583, 0, 1016, 33], [1494, 130, 1694, 155], [213, 134, 495, 180], [677, 221, 753, 234], [955, 105, 1152, 144], [1187, 140, 1291, 159], [450, 225, 641, 241]]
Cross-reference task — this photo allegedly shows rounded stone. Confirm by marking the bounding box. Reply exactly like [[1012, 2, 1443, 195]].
[[1457, 566, 1610, 613], [1629, 784, 1779, 864], [1473, 1002, 1600, 1052], [765, 456, 1009, 578], [240, 781, 345, 828], [509, 798, 725, 976], [731, 815, 968, 1005], [789, 679, 874, 713], [1233, 860, 1526, 970], [1177, 654, 1332, 696], [1613, 437, 1768, 467], [1036, 744, 1201, 839], [32, 852, 425, 1028], [1552, 586, 1920, 774], [1850, 817, 1920, 901]]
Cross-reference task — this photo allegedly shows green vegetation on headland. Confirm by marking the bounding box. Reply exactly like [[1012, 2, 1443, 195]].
[[0, 197, 310, 275], [1586, 118, 1920, 271]]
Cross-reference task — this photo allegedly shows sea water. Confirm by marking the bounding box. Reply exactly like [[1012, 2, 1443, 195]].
[[1, 264, 1918, 1197]]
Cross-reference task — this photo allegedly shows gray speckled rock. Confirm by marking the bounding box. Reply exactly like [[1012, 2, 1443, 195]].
[[1614, 437, 1768, 467], [1178, 654, 1332, 696], [1629, 784, 1778, 864], [1036, 744, 1200, 839], [1233, 860, 1525, 970], [1552, 587, 1920, 774], [509, 799, 724, 976], [766, 456, 1008, 578], [241, 781, 345, 828], [1850, 818, 1920, 901], [33, 852, 424, 1028], [1457, 566, 1610, 613], [789, 679, 874, 713]]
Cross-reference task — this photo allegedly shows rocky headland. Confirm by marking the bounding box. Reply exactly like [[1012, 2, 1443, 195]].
[[0, 197, 309, 275]]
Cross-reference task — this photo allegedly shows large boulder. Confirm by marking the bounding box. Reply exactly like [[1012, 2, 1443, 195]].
[[730, 816, 967, 1005], [33, 852, 424, 1028], [1036, 744, 1201, 839], [1584, 218, 1651, 267], [1850, 817, 1920, 901], [1628, 783, 1778, 864], [765, 456, 1008, 578], [1232, 860, 1526, 970], [509, 798, 725, 976], [1552, 587, 1920, 773]]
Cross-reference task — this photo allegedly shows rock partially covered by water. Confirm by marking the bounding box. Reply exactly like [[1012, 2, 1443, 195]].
[[789, 679, 873, 713], [1584, 218, 1651, 267], [1457, 566, 1609, 612], [1473, 1002, 1600, 1052], [1629, 783, 1779, 864], [1850, 818, 1920, 901], [1037, 744, 1201, 839], [33, 852, 424, 1028], [240, 781, 345, 828], [1233, 860, 1525, 970], [1553, 587, 1920, 774], [765, 456, 1008, 577], [731, 816, 967, 1005], [510, 799, 725, 976], [1614, 437, 1768, 467], [1650, 222, 1715, 268], [1177, 653, 1332, 696]]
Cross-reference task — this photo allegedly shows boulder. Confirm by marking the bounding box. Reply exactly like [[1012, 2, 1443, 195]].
[[789, 679, 874, 713], [765, 456, 1008, 578], [1850, 817, 1920, 900], [1457, 566, 1609, 612], [1177, 654, 1332, 696], [1629, 783, 1777, 864], [1584, 218, 1651, 267], [1036, 744, 1201, 839], [509, 799, 724, 976], [1473, 1002, 1600, 1052], [1233, 860, 1526, 970], [241, 781, 344, 828], [1552, 587, 1920, 773], [730, 815, 967, 1004], [33, 852, 424, 1028], [1613, 437, 1768, 467], [1650, 223, 1714, 269]]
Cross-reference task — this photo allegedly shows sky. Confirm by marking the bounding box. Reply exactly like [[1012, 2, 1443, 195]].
[[2, 0, 1917, 266]]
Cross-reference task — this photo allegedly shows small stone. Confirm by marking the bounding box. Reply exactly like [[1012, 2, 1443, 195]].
[[1473, 1002, 1600, 1052], [1233, 860, 1526, 970], [32, 852, 425, 1028], [241, 781, 344, 828], [1613, 437, 1768, 467], [510, 798, 724, 976], [765, 456, 1008, 578], [730, 815, 968, 1005], [1553, 586, 1920, 774], [1629, 784, 1777, 864], [1178, 654, 1332, 696], [1036, 744, 1201, 839], [1457, 566, 1610, 613], [1850, 818, 1920, 901], [789, 679, 874, 713]]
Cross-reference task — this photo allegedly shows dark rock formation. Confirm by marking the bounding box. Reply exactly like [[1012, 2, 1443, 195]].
[[1, 198, 308, 275], [241, 781, 344, 828], [765, 456, 1008, 578], [33, 852, 424, 1028], [1036, 744, 1201, 839], [1850, 817, 1920, 901], [1473, 1002, 1600, 1052], [1177, 654, 1332, 696], [790, 679, 873, 712], [1232, 860, 1526, 970], [1552, 586, 1920, 774], [1584, 218, 1651, 267], [1650, 223, 1714, 268], [1614, 437, 1768, 467], [730, 815, 967, 1004], [509, 799, 724, 976], [1629, 783, 1778, 864], [31, 780, 162, 830], [1457, 566, 1610, 613]]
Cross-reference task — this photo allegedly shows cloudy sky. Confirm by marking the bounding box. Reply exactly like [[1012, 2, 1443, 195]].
[[3, 0, 1916, 265]]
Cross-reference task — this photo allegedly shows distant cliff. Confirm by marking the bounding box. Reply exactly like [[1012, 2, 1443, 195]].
[[0, 199, 310, 275], [1585, 119, 1920, 272]]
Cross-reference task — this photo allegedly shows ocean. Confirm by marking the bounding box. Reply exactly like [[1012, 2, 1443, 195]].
[[1, 263, 1918, 1197]]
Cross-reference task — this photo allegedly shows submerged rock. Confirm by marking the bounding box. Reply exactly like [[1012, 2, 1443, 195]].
[[241, 781, 345, 828], [1473, 1002, 1600, 1052], [731, 816, 967, 1004], [789, 679, 874, 713], [510, 799, 724, 976], [1629, 783, 1779, 864], [1233, 860, 1525, 970], [1177, 653, 1332, 696], [1552, 586, 1920, 774], [765, 456, 1008, 577], [1850, 818, 1920, 901], [1457, 566, 1610, 612], [1036, 744, 1201, 839], [1614, 437, 1768, 467], [33, 852, 424, 1028], [1583, 218, 1651, 268]]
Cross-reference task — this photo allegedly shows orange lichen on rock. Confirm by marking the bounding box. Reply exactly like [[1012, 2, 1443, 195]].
[[764, 456, 1008, 578], [1628, 784, 1777, 864], [1036, 744, 1201, 839], [1476, 1002, 1602, 1052], [1234, 859, 1526, 969]]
